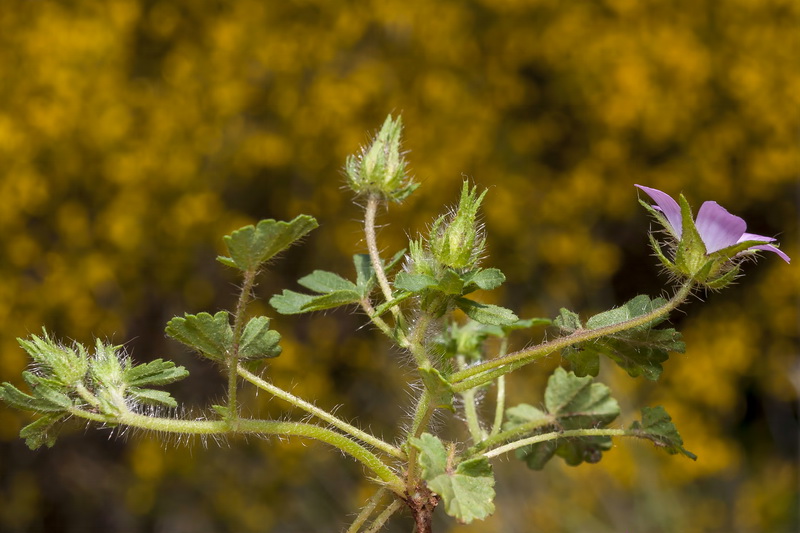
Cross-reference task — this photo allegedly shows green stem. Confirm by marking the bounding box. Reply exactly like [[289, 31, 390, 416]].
[[483, 427, 628, 459], [347, 487, 388, 533], [489, 375, 505, 438], [451, 281, 694, 391], [228, 268, 258, 417], [364, 193, 408, 345], [237, 366, 404, 459], [70, 406, 404, 493], [457, 355, 484, 443], [364, 499, 403, 533], [467, 415, 555, 456]]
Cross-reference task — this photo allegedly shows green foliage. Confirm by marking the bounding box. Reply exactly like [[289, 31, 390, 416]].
[[165, 311, 234, 361], [455, 298, 518, 327], [217, 215, 318, 272], [410, 433, 496, 524], [238, 317, 282, 360], [505, 368, 620, 470], [556, 295, 685, 380], [630, 406, 697, 460], [17, 331, 88, 386]]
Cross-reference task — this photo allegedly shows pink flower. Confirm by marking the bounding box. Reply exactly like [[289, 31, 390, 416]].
[[636, 185, 790, 263]]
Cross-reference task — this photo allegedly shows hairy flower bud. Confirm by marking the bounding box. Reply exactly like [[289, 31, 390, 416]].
[[429, 182, 487, 270], [345, 115, 417, 202]]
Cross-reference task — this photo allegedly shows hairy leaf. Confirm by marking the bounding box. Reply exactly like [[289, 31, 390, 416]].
[[19, 413, 67, 450], [419, 367, 455, 411], [239, 316, 282, 360], [507, 368, 620, 470], [165, 311, 233, 361], [124, 359, 189, 387], [410, 433, 495, 524], [558, 295, 684, 380], [629, 406, 697, 460], [128, 387, 179, 408], [218, 215, 318, 272], [456, 298, 518, 326]]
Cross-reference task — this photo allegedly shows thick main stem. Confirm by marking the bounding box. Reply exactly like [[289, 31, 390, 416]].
[[69, 407, 404, 493], [451, 281, 695, 391]]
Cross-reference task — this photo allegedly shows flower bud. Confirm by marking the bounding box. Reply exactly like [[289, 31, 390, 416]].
[[345, 115, 417, 202], [429, 182, 487, 270]]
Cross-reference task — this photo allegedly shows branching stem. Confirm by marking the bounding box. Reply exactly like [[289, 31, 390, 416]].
[[238, 365, 404, 459], [451, 281, 695, 391]]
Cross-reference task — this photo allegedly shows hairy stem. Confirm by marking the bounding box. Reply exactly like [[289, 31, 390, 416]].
[[457, 355, 484, 443], [364, 499, 403, 533], [228, 268, 258, 417], [347, 487, 389, 533], [482, 427, 628, 459], [451, 281, 695, 391], [238, 366, 404, 459], [489, 375, 505, 438], [69, 406, 404, 493]]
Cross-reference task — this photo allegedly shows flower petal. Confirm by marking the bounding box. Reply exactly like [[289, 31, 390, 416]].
[[694, 201, 746, 253], [738, 232, 776, 244], [748, 243, 791, 263], [635, 185, 683, 238]]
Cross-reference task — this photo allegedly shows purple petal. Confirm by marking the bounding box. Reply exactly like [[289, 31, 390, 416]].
[[694, 201, 746, 253], [749, 243, 791, 263], [738, 232, 776, 244], [635, 185, 683, 238]]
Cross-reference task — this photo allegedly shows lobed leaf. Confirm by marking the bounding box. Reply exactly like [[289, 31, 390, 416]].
[[506, 368, 620, 470], [218, 215, 318, 272], [19, 413, 67, 450], [629, 406, 697, 460], [239, 316, 282, 360], [124, 359, 189, 387], [410, 433, 496, 524], [165, 311, 233, 361]]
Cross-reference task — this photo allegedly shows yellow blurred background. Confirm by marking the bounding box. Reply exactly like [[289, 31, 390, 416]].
[[0, 0, 797, 531]]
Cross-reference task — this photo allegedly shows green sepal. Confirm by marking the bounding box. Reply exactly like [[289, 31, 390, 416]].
[[123, 359, 189, 387], [419, 367, 455, 411], [165, 311, 234, 361], [674, 195, 706, 275], [629, 406, 697, 460], [217, 215, 318, 272], [638, 198, 679, 241], [19, 413, 67, 449], [705, 264, 740, 289], [410, 433, 496, 524], [239, 316, 282, 360], [506, 368, 620, 470], [648, 233, 675, 269], [456, 298, 518, 326]]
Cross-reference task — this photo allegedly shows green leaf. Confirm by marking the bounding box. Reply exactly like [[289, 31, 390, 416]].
[[410, 433, 496, 524], [298, 270, 358, 293], [165, 311, 233, 361], [630, 406, 697, 460], [394, 271, 439, 292], [419, 367, 455, 411], [269, 288, 362, 314], [17, 331, 88, 386], [124, 359, 189, 387], [128, 388, 179, 407], [19, 413, 67, 449], [353, 254, 374, 292], [218, 215, 318, 272], [462, 268, 506, 291], [0, 382, 71, 412], [239, 316, 282, 360], [558, 296, 685, 380], [508, 368, 620, 470], [553, 308, 582, 331], [456, 298, 518, 326]]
